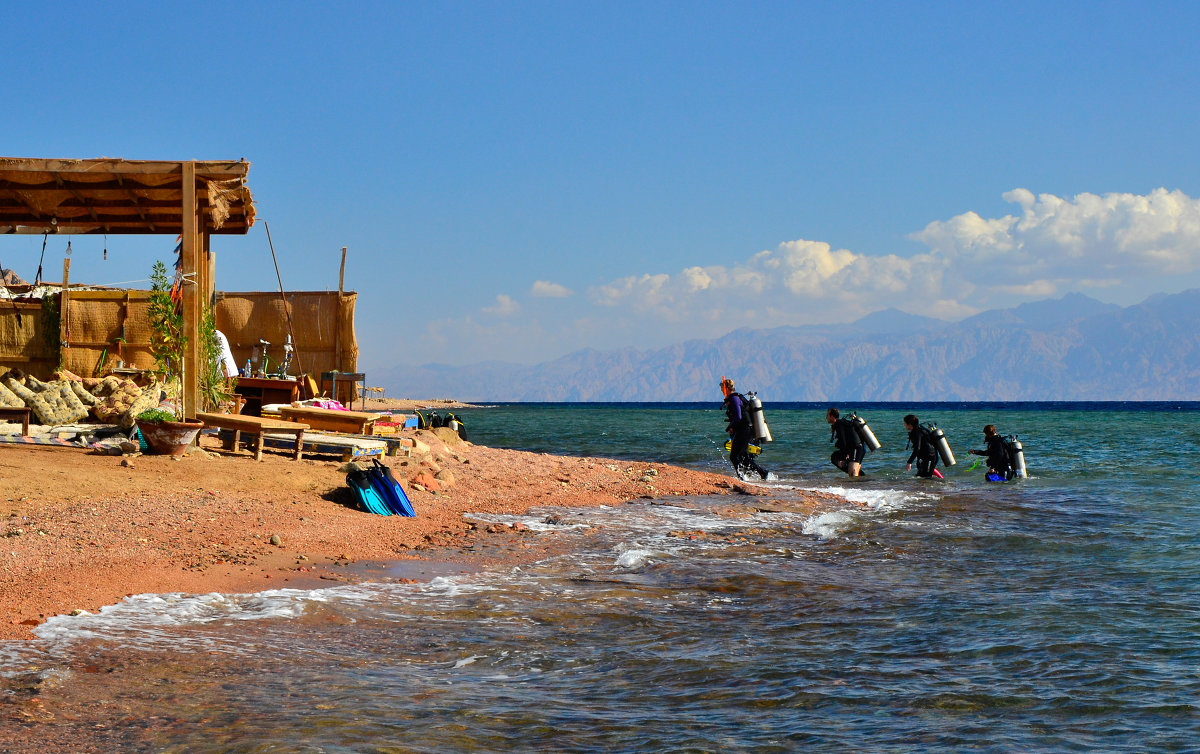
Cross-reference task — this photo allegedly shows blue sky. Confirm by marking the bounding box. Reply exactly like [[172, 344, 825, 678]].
[[4, 1, 1200, 373]]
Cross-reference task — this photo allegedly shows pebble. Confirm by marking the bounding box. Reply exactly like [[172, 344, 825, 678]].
[[121, 459, 134, 468], [269, 534, 282, 546]]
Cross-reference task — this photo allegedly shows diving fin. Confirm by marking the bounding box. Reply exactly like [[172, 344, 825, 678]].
[[371, 459, 416, 517], [347, 470, 392, 516]]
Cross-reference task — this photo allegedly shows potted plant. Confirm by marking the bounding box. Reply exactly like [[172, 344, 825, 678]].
[[134, 260, 204, 455]]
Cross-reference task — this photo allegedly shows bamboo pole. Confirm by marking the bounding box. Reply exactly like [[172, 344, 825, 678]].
[[263, 221, 303, 375]]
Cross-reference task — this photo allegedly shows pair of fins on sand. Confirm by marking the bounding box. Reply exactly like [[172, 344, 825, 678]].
[[348, 459, 416, 517]]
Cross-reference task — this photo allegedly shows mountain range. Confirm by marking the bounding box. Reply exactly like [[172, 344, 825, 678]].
[[377, 290, 1200, 401]]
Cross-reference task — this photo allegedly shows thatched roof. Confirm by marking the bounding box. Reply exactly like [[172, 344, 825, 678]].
[[0, 157, 255, 235]]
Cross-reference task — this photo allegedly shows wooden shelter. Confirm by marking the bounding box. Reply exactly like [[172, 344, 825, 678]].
[[0, 157, 256, 418]]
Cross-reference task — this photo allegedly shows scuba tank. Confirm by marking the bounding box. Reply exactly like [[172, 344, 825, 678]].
[[849, 413, 881, 451], [925, 423, 956, 466], [745, 391, 773, 442], [1007, 435, 1027, 478], [445, 413, 469, 440]]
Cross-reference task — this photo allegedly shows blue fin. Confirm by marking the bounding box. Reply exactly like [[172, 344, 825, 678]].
[[371, 459, 416, 517], [347, 471, 391, 516]]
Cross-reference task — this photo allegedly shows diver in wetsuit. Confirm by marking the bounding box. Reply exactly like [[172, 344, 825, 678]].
[[827, 407, 865, 477], [969, 424, 1014, 481], [721, 377, 768, 480], [904, 414, 940, 479]]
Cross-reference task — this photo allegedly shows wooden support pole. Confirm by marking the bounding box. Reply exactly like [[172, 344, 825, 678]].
[[181, 161, 201, 419], [335, 246, 346, 373], [59, 258, 71, 366], [206, 235, 216, 305]]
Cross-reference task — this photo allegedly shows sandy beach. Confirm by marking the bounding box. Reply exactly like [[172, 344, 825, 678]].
[[1, 404, 825, 641]]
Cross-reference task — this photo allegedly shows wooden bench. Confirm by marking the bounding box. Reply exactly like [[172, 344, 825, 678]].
[[278, 406, 376, 435], [0, 406, 32, 436], [196, 412, 309, 461]]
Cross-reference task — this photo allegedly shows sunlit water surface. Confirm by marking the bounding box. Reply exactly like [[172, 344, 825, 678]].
[[3, 402, 1198, 751]]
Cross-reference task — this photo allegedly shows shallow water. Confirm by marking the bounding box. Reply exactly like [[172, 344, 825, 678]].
[[3, 403, 1199, 751]]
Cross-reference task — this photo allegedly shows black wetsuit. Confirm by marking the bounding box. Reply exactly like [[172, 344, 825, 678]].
[[972, 435, 1013, 480], [907, 426, 939, 478], [830, 418, 865, 473], [724, 393, 767, 480]]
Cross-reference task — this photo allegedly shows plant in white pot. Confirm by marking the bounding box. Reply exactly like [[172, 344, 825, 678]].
[[134, 261, 204, 456]]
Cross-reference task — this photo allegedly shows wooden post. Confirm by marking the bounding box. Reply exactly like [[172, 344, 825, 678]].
[[205, 234, 215, 305], [181, 161, 201, 419], [59, 258, 71, 366]]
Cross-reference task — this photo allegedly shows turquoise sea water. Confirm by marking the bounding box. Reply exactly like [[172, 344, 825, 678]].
[[3, 402, 1199, 751]]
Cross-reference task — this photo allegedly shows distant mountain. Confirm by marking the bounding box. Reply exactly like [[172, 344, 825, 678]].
[[378, 291, 1200, 401]]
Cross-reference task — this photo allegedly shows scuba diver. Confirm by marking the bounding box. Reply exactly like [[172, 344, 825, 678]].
[[826, 407, 865, 477], [968, 424, 1016, 481], [721, 377, 768, 481], [904, 414, 942, 479]]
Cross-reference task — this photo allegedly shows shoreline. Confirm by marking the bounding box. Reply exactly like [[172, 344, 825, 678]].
[[1, 427, 815, 641]]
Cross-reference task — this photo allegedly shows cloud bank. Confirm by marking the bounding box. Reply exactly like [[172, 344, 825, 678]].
[[421, 188, 1200, 363], [531, 280, 573, 298]]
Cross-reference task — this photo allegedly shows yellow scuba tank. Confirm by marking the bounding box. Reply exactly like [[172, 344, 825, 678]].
[[746, 391, 773, 442], [725, 439, 762, 455]]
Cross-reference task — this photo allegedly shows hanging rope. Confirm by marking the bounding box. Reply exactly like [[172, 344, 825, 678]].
[[33, 231, 47, 286]]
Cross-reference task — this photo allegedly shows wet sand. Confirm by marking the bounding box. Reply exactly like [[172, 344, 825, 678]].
[[1, 424, 818, 640]]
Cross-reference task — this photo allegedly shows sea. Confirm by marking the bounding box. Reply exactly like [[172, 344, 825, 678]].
[[3, 402, 1199, 752]]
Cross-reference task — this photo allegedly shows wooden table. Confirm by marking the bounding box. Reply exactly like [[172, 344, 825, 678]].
[[196, 412, 308, 460], [321, 372, 366, 410], [279, 406, 377, 435], [234, 377, 300, 416], [0, 406, 31, 436]]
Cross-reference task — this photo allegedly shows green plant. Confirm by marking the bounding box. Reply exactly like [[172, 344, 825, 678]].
[[199, 305, 236, 411], [136, 407, 176, 424], [146, 260, 186, 419]]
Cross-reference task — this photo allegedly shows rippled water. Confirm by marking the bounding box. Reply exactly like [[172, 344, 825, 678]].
[[3, 403, 1199, 751]]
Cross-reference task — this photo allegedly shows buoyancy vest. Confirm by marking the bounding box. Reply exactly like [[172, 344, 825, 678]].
[[908, 425, 937, 460], [831, 418, 863, 450], [724, 393, 750, 430]]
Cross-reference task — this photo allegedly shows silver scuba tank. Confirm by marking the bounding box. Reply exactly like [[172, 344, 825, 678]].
[[746, 392, 773, 442], [928, 424, 956, 466], [849, 413, 881, 451], [1008, 435, 1027, 478], [447, 415, 460, 433]]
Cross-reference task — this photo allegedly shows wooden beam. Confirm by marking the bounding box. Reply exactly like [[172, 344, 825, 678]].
[[53, 290, 150, 301], [181, 161, 201, 420], [0, 157, 249, 178]]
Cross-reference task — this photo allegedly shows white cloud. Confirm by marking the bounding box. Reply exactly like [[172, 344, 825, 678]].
[[586, 238, 946, 326], [531, 280, 573, 298], [482, 293, 520, 317], [415, 188, 1200, 364], [913, 187, 1200, 290]]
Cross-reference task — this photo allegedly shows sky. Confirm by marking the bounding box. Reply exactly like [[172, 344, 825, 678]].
[[4, 1, 1200, 373]]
